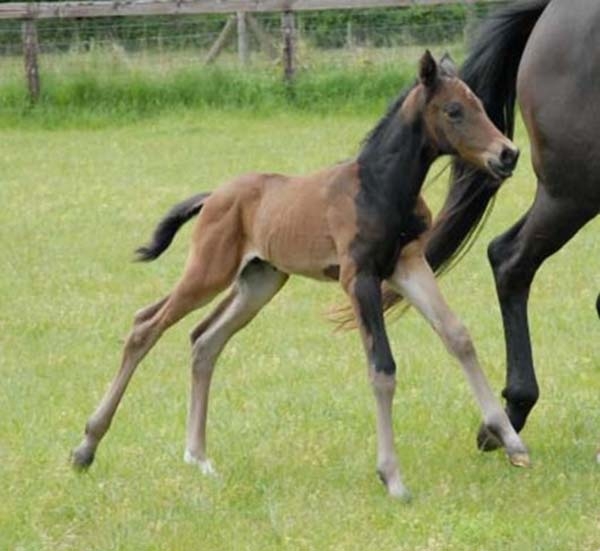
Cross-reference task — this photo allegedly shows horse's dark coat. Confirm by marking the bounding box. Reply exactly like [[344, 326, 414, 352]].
[[381, 0, 599, 445]]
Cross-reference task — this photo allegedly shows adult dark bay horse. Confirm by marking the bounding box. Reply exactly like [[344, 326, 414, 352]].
[[376, 0, 600, 458], [71, 52, 526, 499]]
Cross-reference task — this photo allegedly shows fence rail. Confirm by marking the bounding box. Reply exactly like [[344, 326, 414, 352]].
[[1, 0, 503, 103], [0, 0, 500, 20]]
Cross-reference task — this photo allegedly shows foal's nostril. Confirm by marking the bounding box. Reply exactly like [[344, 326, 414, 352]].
[[500, 146, 520, 170]]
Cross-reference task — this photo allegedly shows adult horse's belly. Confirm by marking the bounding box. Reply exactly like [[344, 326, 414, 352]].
[[517, 0, 600, 204]]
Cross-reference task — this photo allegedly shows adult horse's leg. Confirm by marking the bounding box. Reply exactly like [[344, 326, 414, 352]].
[[184, 260, 288, 475], [478, 184, 597, 450], [387, 247, 529, 465], [343, 270, 409, 501]]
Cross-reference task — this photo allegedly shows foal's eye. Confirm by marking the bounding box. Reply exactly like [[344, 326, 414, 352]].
[[445, 103, 464, 122]]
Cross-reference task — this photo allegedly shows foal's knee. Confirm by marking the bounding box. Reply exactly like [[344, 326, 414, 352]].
[[371, 370, 396, 391], [373, 358, 397, 377]]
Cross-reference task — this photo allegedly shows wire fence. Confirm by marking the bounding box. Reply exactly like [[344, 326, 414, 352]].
[[0, 5, 503, 110], [0, 19, 474, 53], [0, 6, 495, 60]]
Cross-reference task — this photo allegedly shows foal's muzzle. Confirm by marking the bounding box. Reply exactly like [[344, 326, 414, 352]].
[[487, 146, 520, 179]]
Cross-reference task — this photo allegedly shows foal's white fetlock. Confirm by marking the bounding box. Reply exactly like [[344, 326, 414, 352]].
[[386, 476, 412, 503], [183, 449, 217, 477], [377, 465, 412, 502]]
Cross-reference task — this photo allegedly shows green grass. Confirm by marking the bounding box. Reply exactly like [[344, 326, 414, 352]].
[[0, 109, 598, 551]]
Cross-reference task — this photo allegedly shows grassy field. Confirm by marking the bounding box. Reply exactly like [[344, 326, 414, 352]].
[[1, 108, 598, 551]]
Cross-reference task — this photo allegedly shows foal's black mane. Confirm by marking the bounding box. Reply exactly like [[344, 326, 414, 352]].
[[352, 80, 431, 279], [377, 1, 549, 319], [417, 1, 545, 277], [358, 81, 418, 159]]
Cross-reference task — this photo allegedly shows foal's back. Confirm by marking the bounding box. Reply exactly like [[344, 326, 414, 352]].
[[192, 160, 362, 280]]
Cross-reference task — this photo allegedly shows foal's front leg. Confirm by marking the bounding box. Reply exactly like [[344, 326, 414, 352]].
[[387, 248, 530, 467], [344, 270, 411, 501]]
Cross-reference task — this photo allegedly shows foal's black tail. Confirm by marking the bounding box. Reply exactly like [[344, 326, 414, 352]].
[[379, 0, 551, 319], [135, 192, 210, 261]]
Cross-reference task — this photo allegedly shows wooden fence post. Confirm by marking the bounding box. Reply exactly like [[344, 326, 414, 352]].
[[237, 11, 249, 66], [22, 19, 40, 104], [247, 14, 278, 60], [464, 0, 477, 42], [281, 10, 295, 83], [205, 14, 235, 64], [346, 21, 355, 49]]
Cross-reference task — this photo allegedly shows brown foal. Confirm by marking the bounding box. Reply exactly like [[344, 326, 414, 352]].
[[72, 52, 528, 499]]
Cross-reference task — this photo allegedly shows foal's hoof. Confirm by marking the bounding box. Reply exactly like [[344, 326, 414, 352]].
[[388, 482, 412, 503], [508, 452, 531, 468], [476, 423, 502, 452], [71, 445, 95, 471], [183, 450, 217, 477], [377, 470, 412, 503]]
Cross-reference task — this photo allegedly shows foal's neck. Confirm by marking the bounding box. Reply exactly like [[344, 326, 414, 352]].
[[358, 106, 437, 214]]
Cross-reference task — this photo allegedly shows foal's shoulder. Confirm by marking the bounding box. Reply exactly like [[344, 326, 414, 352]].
[[316, 160, 361, 195]]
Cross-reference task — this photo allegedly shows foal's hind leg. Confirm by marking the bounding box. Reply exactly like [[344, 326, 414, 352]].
[[71, 298, 179, 468], [71, 257, 239, 469], [387, 249, 530, 467], [184, 260, 288, 475], [133, 295, 169, 324]]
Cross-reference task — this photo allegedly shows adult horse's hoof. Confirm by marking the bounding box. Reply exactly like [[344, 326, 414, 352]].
[[71, 445, 95, 471], [476, 423, 502, 452], [508, 452, 531, 468]]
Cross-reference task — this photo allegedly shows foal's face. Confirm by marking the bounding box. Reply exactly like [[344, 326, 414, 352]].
[[418, 52, 519, 179]]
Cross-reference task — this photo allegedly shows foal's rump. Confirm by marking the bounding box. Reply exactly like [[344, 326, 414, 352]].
[[134, 173, 267, 264], [136, 192, 210, 262], [136, 163, 361, 282]]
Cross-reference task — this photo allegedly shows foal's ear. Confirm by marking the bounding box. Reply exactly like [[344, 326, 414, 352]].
[[419, 50, 439, 90], [439, 52, 458, 78]]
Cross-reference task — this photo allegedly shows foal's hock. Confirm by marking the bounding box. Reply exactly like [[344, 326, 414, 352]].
[[72, 52, 527, 499]]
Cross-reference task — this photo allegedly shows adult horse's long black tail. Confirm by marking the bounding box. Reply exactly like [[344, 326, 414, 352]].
[[135, 192, 210, 261], [380, 0, 551, 318]]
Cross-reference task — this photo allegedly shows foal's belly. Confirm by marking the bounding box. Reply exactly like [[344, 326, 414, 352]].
[[251, 197, 341, 280], [245, 164, 361, 281], [257, 231, 340, 281]]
